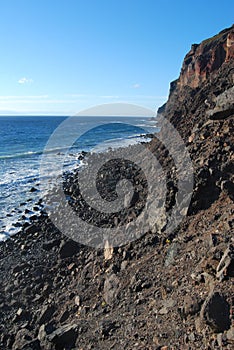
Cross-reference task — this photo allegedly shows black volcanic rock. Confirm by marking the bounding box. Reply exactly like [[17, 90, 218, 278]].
[[59, 240, 80, 259]]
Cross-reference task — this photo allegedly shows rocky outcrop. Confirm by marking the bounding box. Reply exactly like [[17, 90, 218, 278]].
[[226, 29, 234, 61], [177, 25, 234, 89], [157, 25, 234, 146]]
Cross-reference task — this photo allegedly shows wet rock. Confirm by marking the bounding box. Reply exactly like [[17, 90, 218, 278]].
[[25, 224, 38, 235], [200, 291, 231, 332], [29, 187, 38, 193]]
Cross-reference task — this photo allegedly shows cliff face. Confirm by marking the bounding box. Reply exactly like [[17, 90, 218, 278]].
[[155, 24, 234, 217], [159, 24, 234, 140], [179, 26, 234, 89]]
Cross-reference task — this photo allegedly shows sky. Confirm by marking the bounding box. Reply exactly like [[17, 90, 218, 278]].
[[0, 0, 233, 116]]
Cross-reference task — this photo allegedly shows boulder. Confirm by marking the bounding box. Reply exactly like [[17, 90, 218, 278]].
[[59, 240, 80, 259], [47, 324, 78, 349], [103, 273, 120, 305]]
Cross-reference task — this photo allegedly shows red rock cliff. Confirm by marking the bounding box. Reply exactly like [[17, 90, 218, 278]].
[[158, 24, 234, 140], [178, 25, 234, 89]]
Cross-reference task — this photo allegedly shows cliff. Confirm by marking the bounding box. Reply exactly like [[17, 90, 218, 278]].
[[158, 24, 234, 140], [0, 26, 233, 350], [179, 26, 234, 89]]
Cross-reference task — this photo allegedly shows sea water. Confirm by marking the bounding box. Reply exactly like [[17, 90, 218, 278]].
[[0, 116, 158, 240]]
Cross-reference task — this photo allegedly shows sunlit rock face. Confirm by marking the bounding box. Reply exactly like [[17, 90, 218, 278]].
[[176, 25, 234, 89]]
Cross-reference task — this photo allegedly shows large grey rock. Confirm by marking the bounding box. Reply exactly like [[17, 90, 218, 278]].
[[103, 273, 120, 305], [164, 242, 179, 267]]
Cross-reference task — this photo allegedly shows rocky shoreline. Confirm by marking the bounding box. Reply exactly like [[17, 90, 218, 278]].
[[0, 25, 234, 349]]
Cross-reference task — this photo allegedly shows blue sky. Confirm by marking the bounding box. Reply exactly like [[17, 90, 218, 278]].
[[0, 0, 233, 115]]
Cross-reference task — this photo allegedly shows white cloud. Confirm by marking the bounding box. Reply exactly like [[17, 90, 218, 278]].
[[134, 95, 167, 100], [0, 95, 48, 100], [100, 95, 119, 99], [132, 83, 141, 89], [66, 94, 89, 98], [65, 93, 120, 100], [18, 77, 33, 84]]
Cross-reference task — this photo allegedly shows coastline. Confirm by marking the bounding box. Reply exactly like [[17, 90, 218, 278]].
[[0, 119, 156, 242]]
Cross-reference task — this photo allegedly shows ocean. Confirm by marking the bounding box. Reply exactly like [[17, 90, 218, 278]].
[[0, 116, 158, 240]]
